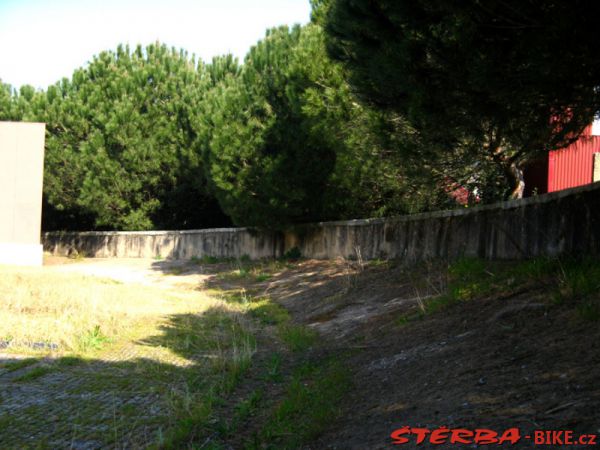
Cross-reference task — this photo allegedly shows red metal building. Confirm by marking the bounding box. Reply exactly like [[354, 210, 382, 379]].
[[547, 121, 600, 192]]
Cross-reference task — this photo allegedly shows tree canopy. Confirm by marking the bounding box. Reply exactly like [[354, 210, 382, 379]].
[[201, 24, 422, 228], [201, 24, 431, 228], [31, 44, 229, 230], [324, 0, 600, 198], [5, 2, 595, 231]]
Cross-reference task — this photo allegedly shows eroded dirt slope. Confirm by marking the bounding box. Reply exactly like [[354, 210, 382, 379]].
[[245, 259, 600, 449]]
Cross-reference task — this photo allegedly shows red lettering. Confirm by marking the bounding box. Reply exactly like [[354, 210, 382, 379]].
[[564, 430, 573, 445], [390, 426, 411, 445], [498, 427, 521, 444], [474, 428, 499, 445], [392, 427, 594, 446], [534, 431, 545, 444], [551, 431, 564, 445], [430, 427, 450, 445], [450, 429, 474, 444], [411, 428, 431, 444]]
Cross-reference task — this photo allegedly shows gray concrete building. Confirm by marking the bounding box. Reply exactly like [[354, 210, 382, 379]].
[[0, 121, 46, 266]]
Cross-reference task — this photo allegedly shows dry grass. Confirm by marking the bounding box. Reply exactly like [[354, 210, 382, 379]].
[[0, 265, 221, 354], [0, 261, 263, 448]]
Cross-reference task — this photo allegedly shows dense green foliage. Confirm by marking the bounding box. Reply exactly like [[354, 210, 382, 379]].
[[0, 82, 34, 122], [324, 0, 600, 198], [0, 82, 14, 120], [27, 45, 230, 230], [201, 26, 329, 227], [3, 2, 597, 230], [2, 31, 434, 231], [200, 25, 425, 228]]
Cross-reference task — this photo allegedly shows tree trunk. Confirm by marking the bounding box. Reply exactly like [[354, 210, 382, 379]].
[[508, 162, 525, 199], [489, 143, 525, 200]]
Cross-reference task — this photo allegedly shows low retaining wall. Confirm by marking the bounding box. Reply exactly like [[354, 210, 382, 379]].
[[43, 228, 283, 260], [43, 182, 600, 261], [289, 182, 600, 261]]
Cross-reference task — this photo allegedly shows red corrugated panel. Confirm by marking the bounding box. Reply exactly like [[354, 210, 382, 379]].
[[548, 133, 600, 192], [581, 124, 593, 137]]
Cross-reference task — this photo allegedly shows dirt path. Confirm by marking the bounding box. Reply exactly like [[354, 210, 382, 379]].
[[44, 256, 209, 290], [201, 258, 600, 449], [270, 261, 600, 450]]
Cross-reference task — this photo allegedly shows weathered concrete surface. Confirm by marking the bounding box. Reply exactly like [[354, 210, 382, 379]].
[[43, 228, 283, 260], [43, 181, 600, 261], [0, 121, 46, 266], [290, 181, 600, 261]]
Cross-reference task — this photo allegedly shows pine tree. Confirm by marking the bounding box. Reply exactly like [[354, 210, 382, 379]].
[[38, 43, 228, 230], [324, 0, 600, 199]]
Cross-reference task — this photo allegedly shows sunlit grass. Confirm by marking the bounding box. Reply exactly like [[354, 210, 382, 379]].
[[0, 263, 261, 448], [0, 265, 221, 355], [395, 257, 600, 325], [0, 258, 347, 448]]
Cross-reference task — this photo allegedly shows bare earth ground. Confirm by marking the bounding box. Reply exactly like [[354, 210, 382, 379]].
[[209, 259, 600, 449], [1, 256, 599, 449], [284, 262, 600, 449]]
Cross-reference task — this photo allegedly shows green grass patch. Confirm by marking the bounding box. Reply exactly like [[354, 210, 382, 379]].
[[397, 257, 600, 324], [13, 365, 55, 382], [0, 413, 16, 434], [245, 295, 315, 352], [219, 267, 251, 281], [157, 394, 215, 450], [246, 297, 317, 352], [78, 325, 111, 352], [254, 273, 272, 283], [278, 325, 318, 353], [211, 388, 266, 442], [216, 334, 257, 393], [444, 257, 566, 303], [232, 389, 263, 431], [150, 309, 257, 449], [447, 257, 491, 301], [556, 258, 600, 298], [190, 255, 223, 265], [249, 359, 351, 449], [367, 258, 392, 268], [262, 352, 284, 383], [249, 299, 290, 325], [217, 289, 251, 304], [0, 357, 40, 372], [215, 259, 295, 284], [55, 356, 82, 367], [554, 258, 600, 320]]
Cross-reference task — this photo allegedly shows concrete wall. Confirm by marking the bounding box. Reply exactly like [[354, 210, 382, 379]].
[[43, 181, 600, 262], [0, 122, 46, 266], [43, 228, 283, 260], [288, 181, 600, 261]]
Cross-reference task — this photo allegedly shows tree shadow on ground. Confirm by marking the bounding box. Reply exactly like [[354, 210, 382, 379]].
[[0, 304, 256, 450]]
